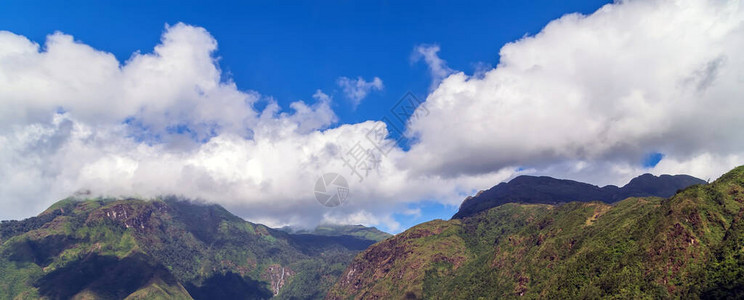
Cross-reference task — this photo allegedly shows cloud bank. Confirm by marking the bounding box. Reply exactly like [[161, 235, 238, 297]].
[[1, 0, 743, 232], [406, 0, 744, 186], [0, 23, 501, 231]]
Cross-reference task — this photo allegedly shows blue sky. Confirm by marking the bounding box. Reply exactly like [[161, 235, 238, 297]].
[[0, 0, 609, 231], [2, 0, 741, 233], [0, 0, 611, 127]]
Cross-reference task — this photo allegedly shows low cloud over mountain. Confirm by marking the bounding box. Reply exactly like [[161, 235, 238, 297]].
[[1, 0, 743, 232]]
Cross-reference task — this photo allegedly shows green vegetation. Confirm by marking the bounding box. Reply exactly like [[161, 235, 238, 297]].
[[329, 166, 744, 299], [0, 196, 383, 299], [3, 167, 739, 299], [305, 224, 392, 242]]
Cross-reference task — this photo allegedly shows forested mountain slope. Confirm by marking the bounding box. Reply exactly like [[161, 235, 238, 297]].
[[0, 197, 384, 299], [329, 167, 744, 299]]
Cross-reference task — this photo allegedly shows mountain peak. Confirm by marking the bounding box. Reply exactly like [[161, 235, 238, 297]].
[[453, 173, 705, 219], [329, 165, 744, 299], [0, 196, 385, 299]]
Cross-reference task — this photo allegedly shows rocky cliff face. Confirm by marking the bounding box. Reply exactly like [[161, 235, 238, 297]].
[[87, 200, 168, 230], [265, 264, 295, 295]]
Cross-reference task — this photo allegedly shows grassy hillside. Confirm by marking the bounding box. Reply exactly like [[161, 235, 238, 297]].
[[0, 196, 381, 300], [328, 166, 744, 299]]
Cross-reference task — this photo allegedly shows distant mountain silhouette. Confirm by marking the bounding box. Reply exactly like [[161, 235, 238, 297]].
[[452, 173, 705, 219]]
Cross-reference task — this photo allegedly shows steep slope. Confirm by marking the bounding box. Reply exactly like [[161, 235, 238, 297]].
[[0, 196, 383, 299], [453, 173, 705, 219], [329, 166, 744, 299]]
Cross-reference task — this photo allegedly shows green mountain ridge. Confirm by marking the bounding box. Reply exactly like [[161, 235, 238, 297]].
[[328, 166, 744, 299], [0, 196, 385, 300], [2, 168, 741, 299], [278, 225, 391, 243], [453, 173, 706, 219]]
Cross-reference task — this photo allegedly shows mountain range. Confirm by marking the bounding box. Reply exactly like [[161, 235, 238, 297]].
[[3, 168, 741, 299], [453, 173, 706, 219], [328, 168, 743, 299], [0, 196, 388, 299]]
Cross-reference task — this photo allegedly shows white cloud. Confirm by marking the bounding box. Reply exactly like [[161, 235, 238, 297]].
[[412, 44, 453, 90], [0, 23, 500, 233], [336, 76, 383, 108], [406, 0, 744, 185], [2, 0, 743, 234]]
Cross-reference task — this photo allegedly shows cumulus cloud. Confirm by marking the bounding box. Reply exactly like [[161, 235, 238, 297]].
[[0, 23, 503, 232], [336, 76, 384, 108], [406, 0, 744, 185], [2, 0, 744, 233]]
